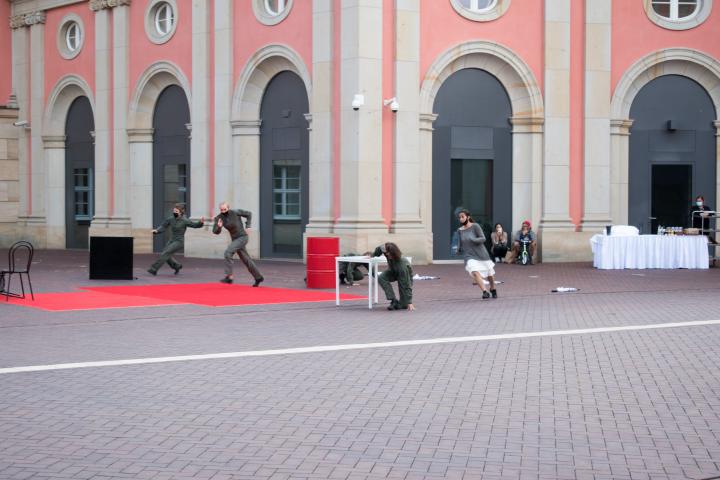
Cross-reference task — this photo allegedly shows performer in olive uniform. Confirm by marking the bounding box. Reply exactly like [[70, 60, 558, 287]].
[[213, 202, 264, 286], [148, 204, 205, 275], [369, 242, 415, 311]]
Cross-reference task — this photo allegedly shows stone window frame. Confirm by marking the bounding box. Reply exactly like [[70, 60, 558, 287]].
[[449, 0, 511, 22], [57, 14, 84, 60], [644, 0, 713, 30], [145, 0, 178, 45], [252, 0, 294, 26]]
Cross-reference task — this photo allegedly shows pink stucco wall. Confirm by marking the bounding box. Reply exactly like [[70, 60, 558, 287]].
[[233, 2, 313, 91], [129, 0, 193, 97], [44, 4, 95, 104], [612, 0, 720, 92], [420, 0, 544, 92], [0, 0, 14, 105]]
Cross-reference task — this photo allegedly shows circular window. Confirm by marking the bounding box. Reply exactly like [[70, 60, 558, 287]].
[[253, 0, 293, 25], [57, 15, 84, 60], [145, 0, 178, 44], [450, 0, 511, 22], [645, 0, 712, 30]]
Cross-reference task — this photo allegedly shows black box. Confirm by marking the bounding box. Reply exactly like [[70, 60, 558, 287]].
[[89, 236, 134, 280]]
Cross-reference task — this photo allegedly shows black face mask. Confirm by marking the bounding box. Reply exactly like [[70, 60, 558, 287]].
[[460, 218, 469, 226], [173, 212, 180, 218]]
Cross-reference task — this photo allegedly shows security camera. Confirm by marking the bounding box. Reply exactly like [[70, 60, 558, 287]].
[[13, 120, 29, 127], [383, 97, 399, 113], [351, 94, 364, 111]]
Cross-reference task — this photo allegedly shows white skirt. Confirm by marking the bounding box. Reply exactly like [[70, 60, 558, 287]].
[[465, 259, 495, 279]]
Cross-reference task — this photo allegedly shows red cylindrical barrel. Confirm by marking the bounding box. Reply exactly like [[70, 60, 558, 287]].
[[306, 237, 339, 289]]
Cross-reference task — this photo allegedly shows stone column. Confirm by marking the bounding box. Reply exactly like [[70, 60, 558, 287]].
[[230, 120, 262, 258], [334, 0, 387, 252], [111, 1, 131, 229], [540, 0, 575, 261], [418, 113, 437, 261], [714, 121, 720, 224], [609, 119, 633, 225], [213, 0, 233, 213], [581, 0, 612, 231], [0, 107, 20, 246], [191, 0, 210, 219], [306, 0, 334, 234], [127, 128, 154, 252], [42, 135, 66, 248], [391, 1, 426, 260], [9, 16, 30, 228], [90, 4, 111, 231], [510, 117, 545, 230]]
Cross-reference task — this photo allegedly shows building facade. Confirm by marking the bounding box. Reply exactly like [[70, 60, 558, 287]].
[[1, 0, 719, 263]]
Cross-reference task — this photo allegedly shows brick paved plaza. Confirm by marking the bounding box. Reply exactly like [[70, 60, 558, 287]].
[[2, 250, 720, 479]]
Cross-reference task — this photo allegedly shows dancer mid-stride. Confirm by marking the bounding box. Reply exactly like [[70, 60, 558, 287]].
[[457, 208, 498, 299], [212, 202, 264, 286], [148, 204, 205, 276]]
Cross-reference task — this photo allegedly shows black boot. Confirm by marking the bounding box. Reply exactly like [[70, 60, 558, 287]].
[[387, 299, 400, 310]]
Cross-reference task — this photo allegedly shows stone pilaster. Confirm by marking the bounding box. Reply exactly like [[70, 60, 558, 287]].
[[0, 107, 20, 246], [334, 0, 387, 253], [230, 120, 262, 258], [91, 6, 111, 230], [540, 0, 575, 261], [610, 119, 633, 225], [510, 117, 544, 232], [581, 0, 612, 231], [213, 0, 234, 215], [190, 0, 210, 219], [714, 121, 720, 227], [306, 0, 335, 234], [10, 23, 29, 223], [111, 1, 131, 226], [27, 18, 46, 233], [127, 128, 154, 252], [42, 135, 66, 248]]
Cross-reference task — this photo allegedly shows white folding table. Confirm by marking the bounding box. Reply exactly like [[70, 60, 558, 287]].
[[335, 256, 383, 309]]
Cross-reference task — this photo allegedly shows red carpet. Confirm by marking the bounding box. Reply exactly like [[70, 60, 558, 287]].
[[6, 283, 365, 311]]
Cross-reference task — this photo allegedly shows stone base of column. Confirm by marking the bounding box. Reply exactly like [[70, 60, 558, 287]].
[[45, 225, 65, 249], [89, 217, 133, 238], [17, 215, 48, 249], [0, 222, 18, 248], [184, 226, 241, 259], [580, 215, 613, 233], [305, 217, 335, 235], [131, 228, 154, 254]]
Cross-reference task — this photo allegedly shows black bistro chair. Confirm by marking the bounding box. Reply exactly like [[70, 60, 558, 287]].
[[1, 241, 35, 301]]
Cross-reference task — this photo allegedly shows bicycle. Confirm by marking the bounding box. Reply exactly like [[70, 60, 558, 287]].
[[518, 238, 532, 266]]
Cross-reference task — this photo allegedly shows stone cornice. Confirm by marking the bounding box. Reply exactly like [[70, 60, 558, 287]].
[[610, 119, 634, 136], [230, 119, 262, 136], [10, 11, 46, 29], [90, 0, 131, 11]]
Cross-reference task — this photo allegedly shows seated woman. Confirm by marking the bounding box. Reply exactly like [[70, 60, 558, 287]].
[[490, 223, 509, 263], [368, 243, 415, 311]]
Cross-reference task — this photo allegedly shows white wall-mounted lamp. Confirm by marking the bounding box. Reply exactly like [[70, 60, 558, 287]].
[[383, 97, 399, 112], [351, 94, 364, 111]]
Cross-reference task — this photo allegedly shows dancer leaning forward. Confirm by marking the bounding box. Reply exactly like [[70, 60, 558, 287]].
[[456, 208, 498, 299], [213, 202, 264, 287], [148, 204, 205, 276]]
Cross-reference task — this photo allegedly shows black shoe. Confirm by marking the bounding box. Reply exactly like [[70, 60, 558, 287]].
[[490, 289, 497, 299], [220, 277, 233, 284], [482, 291, 491, 299], [173, 265, 182, 275], [253, 276, 264, 287], [147, 269, 157, 276], [387, 299, 399, 310]]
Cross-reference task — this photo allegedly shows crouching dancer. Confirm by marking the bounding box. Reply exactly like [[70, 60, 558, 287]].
[[369, 242, 415, 311], [148, 204, 205, 276], [213, 202, 264, 286]]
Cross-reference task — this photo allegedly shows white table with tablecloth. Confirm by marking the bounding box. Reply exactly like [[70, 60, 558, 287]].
[[590, 234, 709, 269]]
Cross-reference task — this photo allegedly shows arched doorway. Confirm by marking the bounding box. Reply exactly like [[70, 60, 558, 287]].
[[65, 96, 95, 249], [152, 85, 191, 252], [629, 75, 716, 233], [259, 71, 309, 258], [432, 68, 512, 260]]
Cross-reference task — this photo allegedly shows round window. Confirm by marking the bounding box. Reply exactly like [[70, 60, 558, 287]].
[[458, 0, 498, 12], [253, 0, 293, 25], [57, 16, 84, 60], [145, 0, 178, 44], [264, 0, 287, 17], [449, 0, 510, 22], [651, 0, 699, 20]]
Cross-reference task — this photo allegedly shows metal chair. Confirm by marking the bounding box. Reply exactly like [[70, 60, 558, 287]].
[[1, 241, 35, 301]]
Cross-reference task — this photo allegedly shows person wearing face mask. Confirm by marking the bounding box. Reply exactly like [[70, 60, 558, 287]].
[[689, 195, 716, 243], [148, 204, 205, 276], [457, 209, 497, 299], [213, 201, 264, 286], [490, 223, 509, 263]]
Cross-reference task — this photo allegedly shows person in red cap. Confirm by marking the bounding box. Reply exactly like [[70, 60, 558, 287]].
[[509, 220, 537, 264]]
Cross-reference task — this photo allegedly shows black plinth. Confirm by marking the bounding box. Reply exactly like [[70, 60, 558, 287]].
[[89, 236, 134, 280]]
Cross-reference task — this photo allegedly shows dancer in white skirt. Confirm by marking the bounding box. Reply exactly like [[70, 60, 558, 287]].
[[457, 209, 498, 299]]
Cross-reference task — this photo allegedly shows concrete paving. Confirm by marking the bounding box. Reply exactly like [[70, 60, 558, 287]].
[[1, 249, 720, 479]]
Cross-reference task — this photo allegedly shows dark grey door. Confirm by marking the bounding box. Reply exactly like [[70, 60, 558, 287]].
[[259, 71, 309, 258], [432, 68, 512, 260], [65, 96, 95, 249], [152, 85, 190, 252], [629, 75, 716, 233]]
